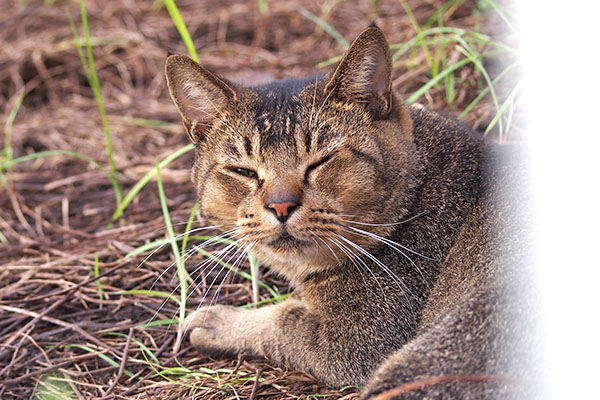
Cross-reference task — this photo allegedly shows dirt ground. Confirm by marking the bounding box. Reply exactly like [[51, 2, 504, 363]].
[[0, 0, 518, 398]]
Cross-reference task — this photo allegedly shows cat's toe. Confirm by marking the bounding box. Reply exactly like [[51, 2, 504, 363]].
[[185, 305, 241, 357], [183, 307, 212, 332]]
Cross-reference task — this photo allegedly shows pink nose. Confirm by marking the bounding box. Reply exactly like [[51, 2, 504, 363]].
[[267, 201, 298, 221]]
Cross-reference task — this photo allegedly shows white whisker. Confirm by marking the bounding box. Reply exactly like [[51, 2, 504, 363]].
[[315, 236, 342, 265], [340, 225, 431, 289], [136, 224, 236, 270], [204, 241, 255, 310], [148, 227, 242, 291], [165, 234, 253, 345], [337, 235, 418, 318], [172, 237, 253, 335], [340, 211, 425, 227], [151, 231, 248, 323], [188, 241, 256, 330], [187, 235, 252, 309], [328, 235, 387, 302]]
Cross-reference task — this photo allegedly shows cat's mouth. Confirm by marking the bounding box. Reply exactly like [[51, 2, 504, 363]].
[[268, 230, 311, 251]]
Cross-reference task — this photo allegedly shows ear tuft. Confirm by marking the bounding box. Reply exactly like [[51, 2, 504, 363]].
[[165, 55, 236, 144], [325, 25, 393, 119]]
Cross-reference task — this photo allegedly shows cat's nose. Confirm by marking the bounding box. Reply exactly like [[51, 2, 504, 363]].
[[266, 201, 299, 223], [265, 181, 301, 223]]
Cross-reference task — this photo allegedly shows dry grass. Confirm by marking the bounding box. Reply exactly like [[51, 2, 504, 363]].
[[0, 0, 518, 398]]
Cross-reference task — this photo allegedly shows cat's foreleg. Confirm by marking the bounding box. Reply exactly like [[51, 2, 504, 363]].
[[184, 298, 372, 387]]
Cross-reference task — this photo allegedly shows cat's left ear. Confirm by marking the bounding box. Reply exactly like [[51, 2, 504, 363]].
[[165, 55, 237, 145], [325, 24, 393, 119]]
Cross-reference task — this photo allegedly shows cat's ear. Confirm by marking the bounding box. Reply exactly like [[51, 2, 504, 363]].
[[325, 25, 393, 119], [165, 55, 237, 144]]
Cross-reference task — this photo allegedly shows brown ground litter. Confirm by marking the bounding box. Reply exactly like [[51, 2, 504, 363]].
[[0, 1, 519, 398]]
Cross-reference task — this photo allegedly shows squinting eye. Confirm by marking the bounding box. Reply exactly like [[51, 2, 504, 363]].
[[230, 167, 257, 178], [305, 153, 334, 181]]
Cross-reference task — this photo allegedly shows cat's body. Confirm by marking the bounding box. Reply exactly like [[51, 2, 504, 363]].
[[166, 26, 534, 399]]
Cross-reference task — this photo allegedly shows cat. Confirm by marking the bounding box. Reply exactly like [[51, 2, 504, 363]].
[[165, 25, 535, 399]]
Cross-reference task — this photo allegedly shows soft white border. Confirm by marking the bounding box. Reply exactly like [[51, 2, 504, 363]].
[[517, 1, 600, 398]]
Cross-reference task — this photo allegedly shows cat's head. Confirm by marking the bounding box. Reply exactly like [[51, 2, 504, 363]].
[[166, 26, 417, 284]]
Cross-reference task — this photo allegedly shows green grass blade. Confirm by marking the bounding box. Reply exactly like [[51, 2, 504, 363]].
[[398, 0, 433, 72], [152, 366, 192, 375], [123, 117, 178, 129], [459, 59, 520, 119], [135, 341, 160, 365], [257, 0, 269, 15], [406, 57, 472, 105], [111, 143, 194, 221], [432, 37, 443, 80], [124, 238, 169, 258], [444, 69, 455, 105], [65, 344, 135, 377], [454, 43, 502, 134], [318, 54, 344, 68], [136, 318, 178, 329], [181, 202, 200, 255], [485, 39, 518, 57], [484, 78, 523, 136], [479, 0, 517, 35], [321, 17, 498, 68], [67, 10, 92, 80], [406, 50, 499, 105], [391, 29, 464, 62], [93, 254, 104, 302], [437, 42, 455, 105], [1, 150, 109, 178], [139, 345, 205, 388], [104, 332, 160, 364], [78, 0, 122, 206], [2, 93, 24, 167], [163, 0, 199, 62], [391, 29, 498, 63], [422, 0, 462, 30], [156, 163, 187, 330], [299, 8, 349, 49]]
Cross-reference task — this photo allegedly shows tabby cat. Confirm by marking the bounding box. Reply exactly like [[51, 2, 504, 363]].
[[165, 25, 535, 399]]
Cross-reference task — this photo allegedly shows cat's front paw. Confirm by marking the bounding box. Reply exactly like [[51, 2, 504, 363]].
[[184, 305, 244, 357]]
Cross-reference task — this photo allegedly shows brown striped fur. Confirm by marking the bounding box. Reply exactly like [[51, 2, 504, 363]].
[[165, 26, 535, 399]]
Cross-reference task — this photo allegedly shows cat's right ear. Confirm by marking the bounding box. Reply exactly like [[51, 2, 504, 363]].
[[165, 55, 237, 145]]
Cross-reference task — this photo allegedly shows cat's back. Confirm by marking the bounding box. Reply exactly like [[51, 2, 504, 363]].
[[408, 104, 530, 319], [363, 108, 535, 399]]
